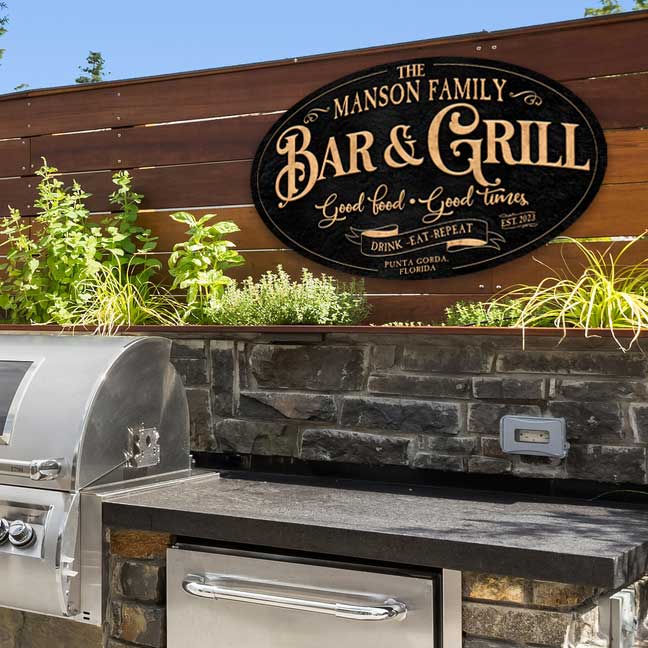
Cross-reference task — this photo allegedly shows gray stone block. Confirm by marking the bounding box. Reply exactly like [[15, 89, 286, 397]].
[[557, 378, 648, 401], [0, 607, 22, 648], [248, 344, 367, 391], [496, 351, 646, 377], [402, 344, 490, 373], [480, 436, 508, 459], [215, 419, 298, 457], [630, 404, 648, 443], [411, 453, 465, 471], [239, 391, 337, 422], [464, 638, 527, 648], [513, 456, 566, 479], [170, 357, 208, 386], [17, 612, 102, 648], [170, 339, 206, 359], [372, 345, 397, 370], [416, 435, 477, 454], [472, 376, 546, 400], [211, 340, 235, 416], [468, 456, 513, 474], [368, 373, 470, 398], [463, 601, 575, 646], [301, 428, 410, 466], [110, 600, 165, 648], [113, 559, 165, 603], [548, 400, 623, 444], [467, 403, 542, 435], [340, 396, 460, 435], [567, 445, 647, 483], [185, 388, 215, 452]]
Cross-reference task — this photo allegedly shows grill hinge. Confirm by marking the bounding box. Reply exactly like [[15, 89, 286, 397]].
[[125, 426, 161, 469]]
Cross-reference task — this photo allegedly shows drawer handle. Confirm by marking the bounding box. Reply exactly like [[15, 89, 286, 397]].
[[182, 574, 407, 622]]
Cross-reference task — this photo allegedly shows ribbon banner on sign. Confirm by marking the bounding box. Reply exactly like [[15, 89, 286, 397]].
[[346, 219, 506, 258]]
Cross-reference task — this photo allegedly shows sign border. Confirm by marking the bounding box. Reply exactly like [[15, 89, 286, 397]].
[[251, 56, 608, 280]]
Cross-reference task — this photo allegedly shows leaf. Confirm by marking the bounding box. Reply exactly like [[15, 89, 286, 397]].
[[212, 221, 240, 235], [169, 212, 195, 226]]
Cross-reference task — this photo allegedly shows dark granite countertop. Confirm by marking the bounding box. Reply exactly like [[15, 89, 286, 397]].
[[103, 471, 648, 589]]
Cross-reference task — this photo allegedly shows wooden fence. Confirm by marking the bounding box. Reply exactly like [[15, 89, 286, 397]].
[[0, 11, 647, 322]]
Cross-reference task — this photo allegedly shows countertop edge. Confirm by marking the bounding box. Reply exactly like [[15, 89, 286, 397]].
[[102, 500, 623, 589]]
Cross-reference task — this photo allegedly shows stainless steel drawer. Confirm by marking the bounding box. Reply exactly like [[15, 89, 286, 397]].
[[167, 546, 460, 648]]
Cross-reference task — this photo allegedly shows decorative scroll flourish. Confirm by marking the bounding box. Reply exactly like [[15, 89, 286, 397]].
[[303, 107, 331, 123], [509, 90, 543, 106]]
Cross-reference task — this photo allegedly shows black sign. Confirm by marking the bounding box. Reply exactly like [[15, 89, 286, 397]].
[[251, 58, 607, 280]]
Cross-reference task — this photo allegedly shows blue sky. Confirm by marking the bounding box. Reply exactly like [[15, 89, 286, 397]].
[[0, 1, 638, 94]]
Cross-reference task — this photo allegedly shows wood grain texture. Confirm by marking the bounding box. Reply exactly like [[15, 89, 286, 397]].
[[0, 138, 29, 178], [567, 72, 648, 130], [137, 206, 285, 251], [603, 128, 648, 184], [0, 161, 251, 214], [366, 294, 489, 323], [21, 117, 648, 180], [28, 113, 279, 174], [0, 13, 646, 138], [492, 239, 648, 289], [4, 161, 648, 240]]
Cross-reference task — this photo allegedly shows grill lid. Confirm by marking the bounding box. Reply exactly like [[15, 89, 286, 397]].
[[0, 335, 190, 492]]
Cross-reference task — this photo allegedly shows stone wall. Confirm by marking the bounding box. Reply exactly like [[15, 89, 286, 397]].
[[171, 331, 648, 485], [107, 530, 169, 648], [0, 608, 101, 648]]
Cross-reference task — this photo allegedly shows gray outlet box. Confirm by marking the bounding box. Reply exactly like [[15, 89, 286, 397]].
[[500, 415, 569, 459]]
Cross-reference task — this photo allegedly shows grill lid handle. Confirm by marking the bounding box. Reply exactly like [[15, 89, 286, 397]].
[[182, 574, 408, 622], [0, 458, 62, 481]]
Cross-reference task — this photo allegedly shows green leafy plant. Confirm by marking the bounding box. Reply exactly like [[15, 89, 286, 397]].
[[68, 261, 184, 335], [493, 237, 648, 351], [444, 299, 523, 327], [168, 212, 246, 323], [381, 321, 430, 327], [0, 162, 162, 325], [208, 266, 370, 325], [101, 171, 160, 282]]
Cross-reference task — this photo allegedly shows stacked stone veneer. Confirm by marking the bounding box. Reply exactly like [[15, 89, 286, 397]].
[[106, 530, 169, 648], [172, 331, 648, 484]]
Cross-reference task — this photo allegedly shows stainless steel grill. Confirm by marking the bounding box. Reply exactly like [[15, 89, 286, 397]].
[[0, 334, 190, 624]]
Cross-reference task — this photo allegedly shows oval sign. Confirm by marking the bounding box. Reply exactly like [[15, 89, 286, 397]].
[[251, 58, 607, 280]]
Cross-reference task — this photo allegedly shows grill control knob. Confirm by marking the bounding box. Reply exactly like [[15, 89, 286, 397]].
[[0, 518, 9, 544], [8, 520, 34, 547]]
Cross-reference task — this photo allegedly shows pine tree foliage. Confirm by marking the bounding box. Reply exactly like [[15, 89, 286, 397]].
[[75, 51, 106, 84]]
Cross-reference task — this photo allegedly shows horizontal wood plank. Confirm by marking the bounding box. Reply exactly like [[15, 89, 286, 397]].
[[568, 72, 648, 130], [366, 294, 487, 324], [0, 14, 647, 138], [28, 113, 279, 174], [492, 239, 648, 290], [4, 157, 648, 221], [23, 113, 648, 180], [562, 180, 648, 237], [0, 139, 29, 178], [603, 128, 648, 184], [138, 206, 285, 250], [0, 161, 251, 214]]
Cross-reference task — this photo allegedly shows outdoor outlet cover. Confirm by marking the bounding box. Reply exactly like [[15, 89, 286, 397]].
[[500, 415, 569, 459]]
